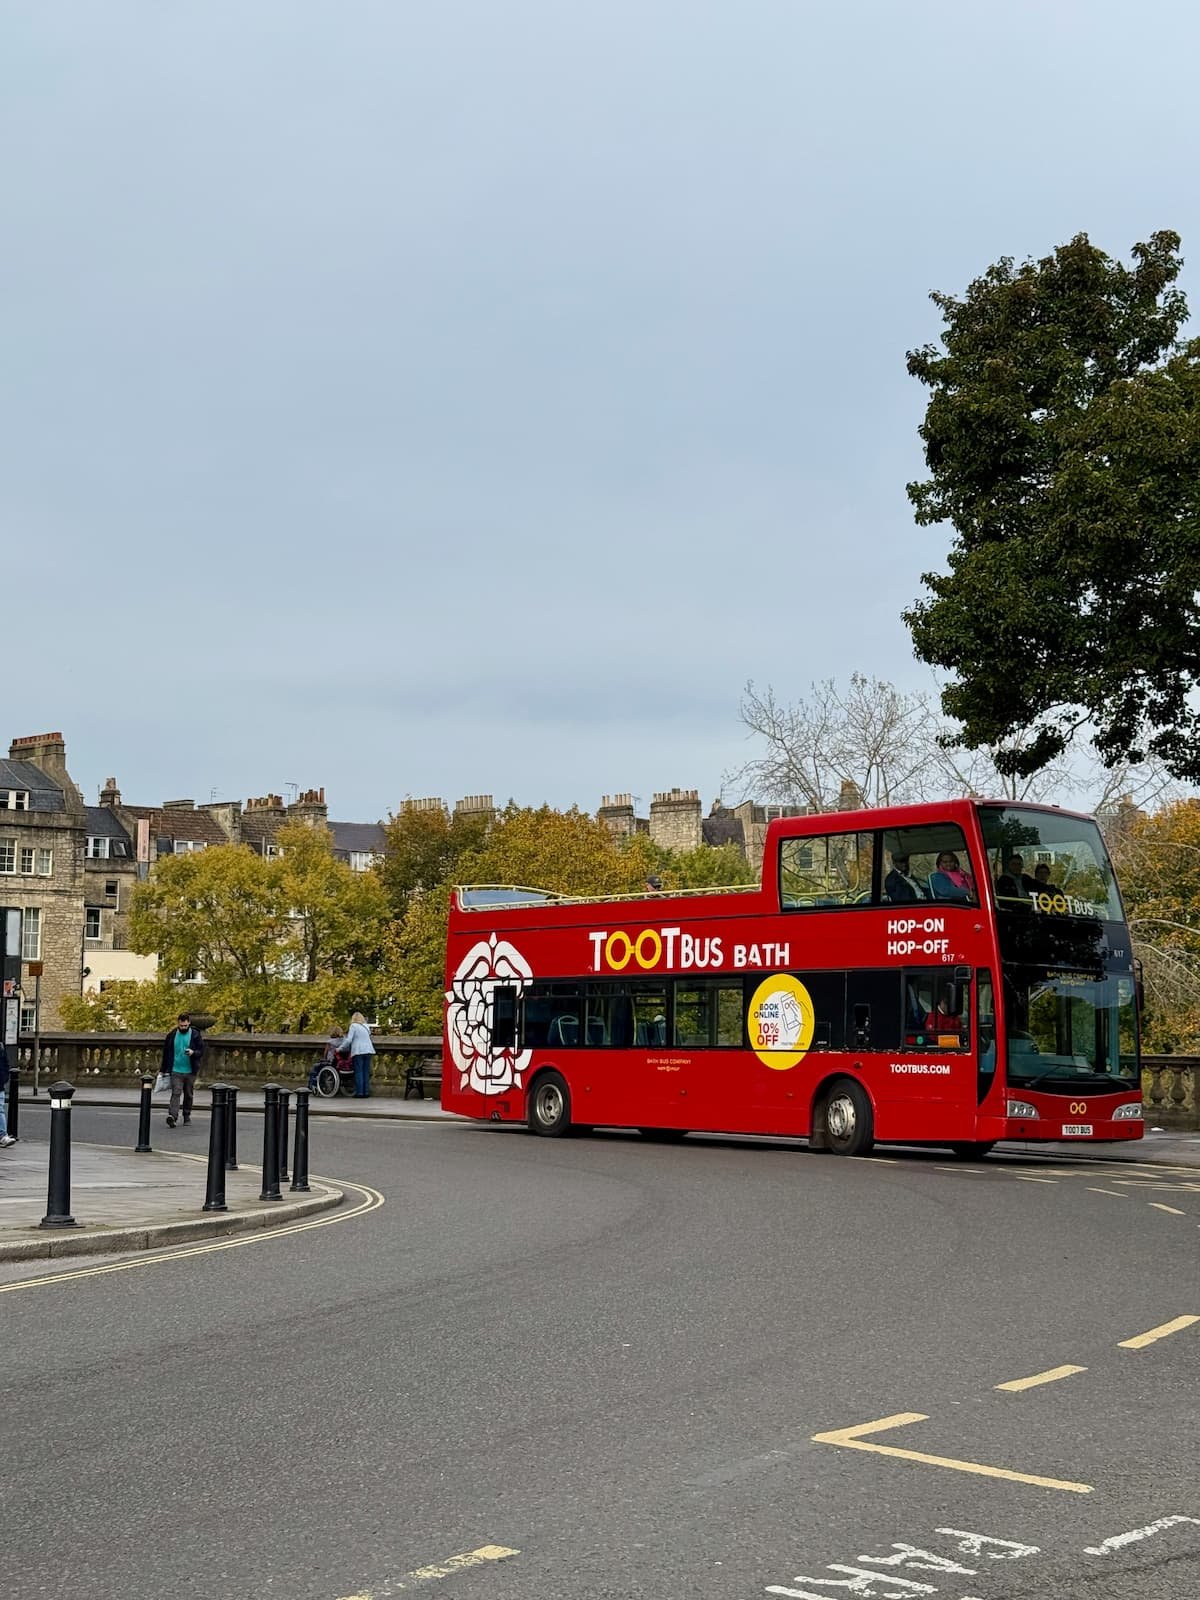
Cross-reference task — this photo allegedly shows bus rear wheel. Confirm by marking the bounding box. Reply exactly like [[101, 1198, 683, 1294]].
[[527, 1071, 572, 1137], [823, 1078, 874, 1157], [949, 1141, 995, 1159]]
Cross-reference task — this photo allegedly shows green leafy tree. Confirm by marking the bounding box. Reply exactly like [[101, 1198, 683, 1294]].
[[1109, 799, 1200, 1052], [388, 805, 680, 1028], [377, 801, 490, 916], [129, 844, 287, 1027], [904, 230, 1200, 781], [59, 977, 193, 1032], [106, 832, 392, 1033], [273, 822, 390, 1029]]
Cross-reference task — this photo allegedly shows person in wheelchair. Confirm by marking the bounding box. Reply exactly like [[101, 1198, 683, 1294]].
[[309, 1032, 348, 1094]]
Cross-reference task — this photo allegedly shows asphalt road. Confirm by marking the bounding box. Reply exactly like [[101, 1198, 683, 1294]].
[[3, 1104, 1198, 1600]]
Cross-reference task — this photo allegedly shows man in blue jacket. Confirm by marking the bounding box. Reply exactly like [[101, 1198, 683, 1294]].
[[162, 1013, 204, 1128]]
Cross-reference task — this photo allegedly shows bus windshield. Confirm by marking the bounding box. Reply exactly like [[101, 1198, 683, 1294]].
[[977, 806, 1123, 922], [1004, 968, 1139, 1091]]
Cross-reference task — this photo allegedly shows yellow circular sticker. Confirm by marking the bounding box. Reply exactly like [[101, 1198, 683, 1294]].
[[749, 974, 815, 1070]]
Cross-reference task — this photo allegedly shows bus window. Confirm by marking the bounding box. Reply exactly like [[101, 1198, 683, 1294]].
[[491, 985, 518, 1050], [781, 831, 875, 909], [977, 968, 996, 1100], [524, 983, 583, 1048], [882, 824, 977, 906], [903, 970, 970, 1050], [845, 970, 902, 1050], [585, 981, 667, 1048], [674, 979, 745, 1047]]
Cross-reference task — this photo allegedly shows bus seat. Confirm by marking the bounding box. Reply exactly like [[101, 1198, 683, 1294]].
[[547, 1015, 579, 1047], [586, 1016, 607, 1046]]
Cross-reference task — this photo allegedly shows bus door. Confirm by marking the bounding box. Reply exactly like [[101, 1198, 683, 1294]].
[[891, 965, 978, 1137]]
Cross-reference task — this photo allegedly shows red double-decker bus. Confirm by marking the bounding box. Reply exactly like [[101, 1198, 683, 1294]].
[[441, 800, 1144, 1156]]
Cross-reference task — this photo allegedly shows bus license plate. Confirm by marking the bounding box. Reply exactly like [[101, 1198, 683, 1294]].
[[1061, 1123, 1093, 1136]]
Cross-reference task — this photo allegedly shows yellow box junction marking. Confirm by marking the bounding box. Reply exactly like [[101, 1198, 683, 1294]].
[[811, 1412, 1092, 1494], [335, 1545, 517, 1598], [1118, 1314, 1199, 1349], [995, 1364, 1086, 1392]]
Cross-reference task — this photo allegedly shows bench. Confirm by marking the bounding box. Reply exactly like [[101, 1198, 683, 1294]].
[[404, 1057, 443, 1101]]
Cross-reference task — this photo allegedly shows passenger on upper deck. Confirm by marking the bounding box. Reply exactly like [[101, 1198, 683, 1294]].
[[996, 853, 1040, 898], [928, 851, 976, 903], [1034, 862, 1057, 891], [884, 854, 927, 903]]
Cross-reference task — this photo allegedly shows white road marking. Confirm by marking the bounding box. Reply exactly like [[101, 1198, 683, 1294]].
[[1087, 1187, 1126, 1197], [1083, 1515, 1200, 1556], [933, 1530, 1040, 1560], [1014, 1175, 1057, 1184], [1149, 1202, 1186, 1215]]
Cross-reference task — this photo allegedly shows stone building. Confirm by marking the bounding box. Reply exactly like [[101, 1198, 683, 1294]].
[[596, 787, 812, 874], [0, 734, 90, 1030]]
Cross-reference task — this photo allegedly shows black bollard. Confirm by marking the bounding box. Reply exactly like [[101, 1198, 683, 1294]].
[[225, 1084, 239, 1171], [277, 1089, 291, 1182], [203, 1084, 230, 1212], [40, 1081, 78, 1229], [6, 1065, 19, 1143], [290, 1089, 311, 1193], [260, 1083, 282, 1201], [135, 1074, 153, 1153]]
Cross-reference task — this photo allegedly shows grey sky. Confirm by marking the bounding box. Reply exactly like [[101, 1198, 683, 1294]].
[[6, 2, 1198, 822]]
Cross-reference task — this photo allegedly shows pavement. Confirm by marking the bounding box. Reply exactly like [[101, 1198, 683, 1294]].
[[2, 1106, 1197, 1600], [0, 1134, 343, 1261]]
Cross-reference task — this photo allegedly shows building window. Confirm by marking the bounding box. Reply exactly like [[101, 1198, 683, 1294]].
[[87, 836, 110, 859], [264, 844, 280, 859], [173, 840, 207, 854], [19, 846, 52, 876], [105, 879, 118, 899], [38, 848, 52, 876], [0, 839, 14, 874], [109, 839, 130, 857], [21, 907, 41, 960], [19, 847, 34, 874], [19, 1001, 37, 1033], [349, 851, 377, 872], [85, 907, 102, 941], [0, 790, 29, 811]]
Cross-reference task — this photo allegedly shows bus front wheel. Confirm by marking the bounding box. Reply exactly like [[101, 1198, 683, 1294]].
[[949, 1141, 995, 1160], [823, 1079, 874, 1157], [527, 1071, 572, 1137]]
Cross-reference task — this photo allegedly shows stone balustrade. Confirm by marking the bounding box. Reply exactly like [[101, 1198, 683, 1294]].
[[11, 1034, 1197, 1128], [1141, 1056, 1199, 1129], [13, 1031, 442, 1091]]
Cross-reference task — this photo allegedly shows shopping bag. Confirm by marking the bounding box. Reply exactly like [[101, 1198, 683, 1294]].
[[153, 1071, 170, 1095]]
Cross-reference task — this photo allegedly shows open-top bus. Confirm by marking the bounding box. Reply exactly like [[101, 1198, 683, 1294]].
[[441, 800, 1143, 1156]]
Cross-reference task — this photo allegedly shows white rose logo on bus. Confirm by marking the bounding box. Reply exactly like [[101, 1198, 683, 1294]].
[[748, 974, 815, 1070], [446, 933, 533, 1096]]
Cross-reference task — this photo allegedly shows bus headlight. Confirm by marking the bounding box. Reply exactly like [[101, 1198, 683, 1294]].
[[1113, 1103, 1143, 1120], [1007, 1098, 1039, 1118]]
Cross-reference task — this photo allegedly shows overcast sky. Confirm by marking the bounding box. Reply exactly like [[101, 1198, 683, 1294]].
[[6, 2, 1198, 823]]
